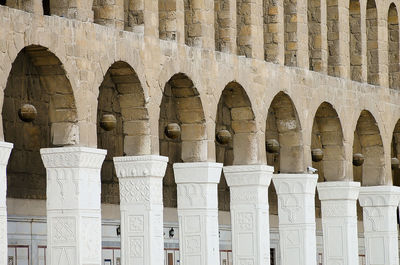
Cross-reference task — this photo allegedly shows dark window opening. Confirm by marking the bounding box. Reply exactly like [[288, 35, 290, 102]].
[[0, 0, 6, 6], [43, 0, 50, 15]]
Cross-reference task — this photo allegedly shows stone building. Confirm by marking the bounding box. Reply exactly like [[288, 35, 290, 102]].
[[0, 0, 400, 264]]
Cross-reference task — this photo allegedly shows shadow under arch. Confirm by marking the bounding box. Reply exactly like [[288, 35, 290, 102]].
[[97, 60, 149, 204], [391, 119, 400, 186], [2, 45, 78, 200], [159, 73, 207, 208], [311, 102, 345, 182], [266, 91, 304, 173], [215, 81, 256, 211], [353, 110, 385, 186]]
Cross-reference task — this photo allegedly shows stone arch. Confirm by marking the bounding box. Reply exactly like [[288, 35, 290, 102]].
[[388, 3, 399, 89], [350, 0, 362, 82], [327, 0, 339, 76], [366, 0, 379, 85], [215, 81, 256, 210], [311, 102, 345, 182], [308, 0, 322, 71], [159, 0, 177, 40], [265, 91, 303, 173], [159, 73, 206, 207], [2, 45, 78, 200], [284, 0, 297, 66], [264, 0, 280, 63], [353, 110, 385, 186], [97, 61, 149, 204]]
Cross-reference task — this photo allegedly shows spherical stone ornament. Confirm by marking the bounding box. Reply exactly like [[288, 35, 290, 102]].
[[353, 153, 365, 167], [165, 123, 181, 139], [100, 114, 117, 131], [391, 157, 399, 169], [216, 129, 232, 145], [18, 104, 37, 122], [266, 139, 280, 154], [311, 148, 323, 162]]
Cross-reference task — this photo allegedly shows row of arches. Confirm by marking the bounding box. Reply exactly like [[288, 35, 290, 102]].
[[2, 45, 398, 211], [1, 0, 399, 87]]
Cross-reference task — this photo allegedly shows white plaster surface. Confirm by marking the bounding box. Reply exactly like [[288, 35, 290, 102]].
[[173, 162, 223, 265], [272, 174, 318, 265], [0, 142, 12, 265], [317, 181, 360, 265], [40, 147, 106, 265], [224, 164, 274, 265], [359, 185, 400, 265], [113, 155, 168, 265]]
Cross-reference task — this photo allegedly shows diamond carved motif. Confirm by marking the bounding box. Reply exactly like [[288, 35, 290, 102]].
[[52, 217, 75, 243], [129, 237, 144, 258]]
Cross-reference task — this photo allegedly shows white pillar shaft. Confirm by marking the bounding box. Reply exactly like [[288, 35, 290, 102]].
[[41, 147, 106, 265], [113, 155, 168, 265], [173, 162, 222, 265], [317, 181, 360, 265], [359, 186, 400, 265], [0, 142, 13, 265], [272, 174, 318, 265], [224, 165, 274, 265]]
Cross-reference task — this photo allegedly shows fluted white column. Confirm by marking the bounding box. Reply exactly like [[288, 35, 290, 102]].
[[41, 147, 106, 265], [359, 186, 400, 265], [173, 162, 222, 265], [113, 155, 168, 265], [272, 174, 318, 265], [0, 142, 13, 265], [224, 165, 274, 265], [317, 181, 360, 265]]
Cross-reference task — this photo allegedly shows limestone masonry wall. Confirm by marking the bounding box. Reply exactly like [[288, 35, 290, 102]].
[[1, 0, 400, 212]]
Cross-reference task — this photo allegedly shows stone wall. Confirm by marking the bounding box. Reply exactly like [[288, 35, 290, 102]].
[[0, 1, 400, 214]]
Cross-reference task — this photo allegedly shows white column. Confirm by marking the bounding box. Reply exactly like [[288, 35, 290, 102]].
[[317, 181, 360, 265], [40, 147, 106, 265], [359, 186, 400, 265], [224, 165, 274, 265], [113, 155, 168, 265], [272, 174, 318, 265], [173, 162, 222, 265], [0, 142, 13, 265]]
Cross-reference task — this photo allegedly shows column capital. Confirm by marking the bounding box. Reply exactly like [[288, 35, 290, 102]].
[[0, 141, 12, 166], [317, 181, 360, 201], [173, 162, 223, 184], [113, 155, 168, 179], [223, 164, 274, 187], [40, 147, 106, 169], [272, 173, 318, 194], [359, 185, 400, 207]]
